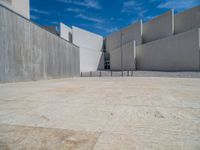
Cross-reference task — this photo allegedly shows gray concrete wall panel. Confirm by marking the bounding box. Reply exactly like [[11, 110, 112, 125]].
[[122, 41, 136, 71], [143, 10, 174, 43], [110, 48, 122, 71], [136, 28, 200, 71], [106, 31, 121, 52], [98, 53, 105, 70], [0, 5, 80, 83], [175, 6, 200, 34], [121, 21, 142, 46], [0, 0, 30, 19]]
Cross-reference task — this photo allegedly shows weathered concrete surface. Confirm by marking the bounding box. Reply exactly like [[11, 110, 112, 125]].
[[137, 28, 200, 71], [42, 26, 58, 35], [122, 41, 136, 71], [143, 10, 174, 43], [106, 31, 121, 52], [110, 47, 122, 70], [72, 26, 103, 72], [175, 6, 200, 34], [121, 21, 142, 46], [106, 21, 142, 52], [110, 41, 136, 71], [0, 5, 80, 83], [0, 0, 29, 19], [97, 53, 104, 70], [0, 124, 99, 150], [0, 76, 200, 149]]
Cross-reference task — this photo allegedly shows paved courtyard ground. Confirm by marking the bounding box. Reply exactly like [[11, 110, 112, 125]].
[[0, 75, 200, 149]]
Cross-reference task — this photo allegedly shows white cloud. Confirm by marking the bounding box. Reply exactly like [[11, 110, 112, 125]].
[[51, 21, 59, 25], [121, 0, 148, 20], [57, 0, 101, 9], [94, 25, 118, 33], [31, 8, 49, 15], [158, 0, 200, 12], [65, 8, 85, 13], [76, 13, 104, 23], [121, 0, 136, 13]]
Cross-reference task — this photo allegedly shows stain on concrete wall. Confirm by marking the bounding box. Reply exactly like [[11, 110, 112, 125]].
[[0, 5, 80, 83]]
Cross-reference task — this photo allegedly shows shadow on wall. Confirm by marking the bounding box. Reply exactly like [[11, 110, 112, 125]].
[[97, 53, 105, 70]]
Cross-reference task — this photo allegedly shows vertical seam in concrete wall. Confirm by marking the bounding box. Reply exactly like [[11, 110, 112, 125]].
[[121, 31, 123, 71], [134, 40, 136, 70], [140, 20, 143, 44], [199, 28, 200, 71], [172, 9, 175, 35]]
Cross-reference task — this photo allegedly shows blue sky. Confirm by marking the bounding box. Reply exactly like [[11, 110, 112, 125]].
[[30, 0, 200, 36]]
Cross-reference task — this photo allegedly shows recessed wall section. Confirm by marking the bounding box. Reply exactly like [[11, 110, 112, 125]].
[[106, 31, 121, 52], [142, 10, 174, 43], [137, 28, 200, 71], [122, 41, 136, 71], [121, 21, 142, 46], [110, 48, 122, 71]]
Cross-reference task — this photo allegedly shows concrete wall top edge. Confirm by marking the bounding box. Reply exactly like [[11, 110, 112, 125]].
[[0, 5, 80, 82], [106, 21, 142, 38], [136, 27, 200, 71], [72, 26, 103, 39], [72, 26, 103, 51], [138, 28, 199, 47], [176, 5, 200, 16], [0, 4, 79, 48], [61, 22, 72, 30], [142, 10, 174, 43], [106, 21, 142, 52], [0, 0, 30, 19], [174, 5, 200, 34], [60, 22, 72, 42], [144, 10, 173, 25]]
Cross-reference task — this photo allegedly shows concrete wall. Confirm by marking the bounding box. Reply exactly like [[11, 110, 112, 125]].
[[0, 5, 80, 83], [106, 31, 121, 52], [106, 21, 142, 52], [121, 21, 142, 46], [110, 41, 136, 71], [136, 28, 200, 71], [79, 48, 102, 72], [142, 10, 174, 43], [175, 6, 200, 34], [60, 22, 72, 42], [122, 41, 136, 70], [98, 53, 105, 70], [0, 0, 30, 19], [110, 48, 122, 71], [72, 26, 103, 72], [43, 26, 58, 35]]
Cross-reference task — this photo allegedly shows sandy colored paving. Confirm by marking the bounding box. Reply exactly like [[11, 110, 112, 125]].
[[0, 76, 200, 149]]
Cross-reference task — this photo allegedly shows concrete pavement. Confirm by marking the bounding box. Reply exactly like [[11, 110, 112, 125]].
[[0, 76, 200, 149]]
